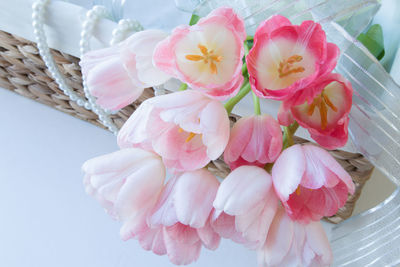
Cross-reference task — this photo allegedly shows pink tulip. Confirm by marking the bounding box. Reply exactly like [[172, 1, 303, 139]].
[[80, 29, 171, 110], [212, 166, 278, 249], [149, 169, 221, 265], [272, 144, 355, 223], [153, 7, 246, 100], [82, 148, 165, 219], [130, 224, 167, 256], [118, 90, 230, 172], [224, 115, 282, 170], [246, 15, 339, 101], [82, 148, 167, 254], [279, 73, 353, 150], [258, 208, 332, 267]]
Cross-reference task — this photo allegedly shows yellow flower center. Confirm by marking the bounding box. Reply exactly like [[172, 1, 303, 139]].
[[178, 128, 199, 143], [278, 55, 305, 78], [294, 186, 312, 196], [296, 186, 301, 196], [185, 44, 223, 74], [307, 91, 338, 130]]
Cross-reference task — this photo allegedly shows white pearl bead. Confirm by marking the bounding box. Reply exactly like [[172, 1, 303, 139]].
[[77, 99, 84, 106], [32, 2, 43, 11], [31, 0, 119, 128], [70, 94, 78, 101]]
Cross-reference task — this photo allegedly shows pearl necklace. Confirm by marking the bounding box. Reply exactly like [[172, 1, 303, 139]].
[[32, 0, 143, 135]]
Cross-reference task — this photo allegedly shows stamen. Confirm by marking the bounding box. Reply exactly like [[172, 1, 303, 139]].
[[185, 132, 196, 143], [320, 100, 328, 130], [278, 54, 305, 78], [185, 55, 204, 61], [185, 44, 223, 74], [210, 62, 217, 74], [307, 102, 317, 116], [306, 91, 338, 130], [296, 186, 301, 196], [178, 128, 184, 133], [210, 55, 222, 62], [287, 55, 303, 64], [323, 93, 338, 112], [198, 44, 208, 55]]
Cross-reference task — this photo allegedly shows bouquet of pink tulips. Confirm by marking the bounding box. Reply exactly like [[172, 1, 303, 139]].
[[81, 7, 355, 266]]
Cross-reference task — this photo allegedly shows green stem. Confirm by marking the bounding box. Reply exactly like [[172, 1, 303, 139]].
[[179, 83, 188, 91], [282, 121, 300, 150], [252, 91, 261, 115], [224, 81, 251, 114], [241, 39, 251, 76], [241, 63, 248, 76], [189, 14, 200, 26], [244, 42, 250, 56]]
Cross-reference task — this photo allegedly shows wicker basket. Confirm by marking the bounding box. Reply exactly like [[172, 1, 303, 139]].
[[0, 30, 374, 223]]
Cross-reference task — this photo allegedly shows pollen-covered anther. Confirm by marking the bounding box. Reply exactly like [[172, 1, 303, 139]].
[[296, 186, 301, 196], [278, 54, 305, 78], [307, 92, 338, 130], [179, 127, 198, 143], [185, 44, 223, 74], [185, 132, 197, 142]]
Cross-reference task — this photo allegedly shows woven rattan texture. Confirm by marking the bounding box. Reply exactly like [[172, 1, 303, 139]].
[[0, 30, 374, 223]]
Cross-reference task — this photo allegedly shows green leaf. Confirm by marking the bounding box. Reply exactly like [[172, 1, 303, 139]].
[[357, 24, 385, 60]]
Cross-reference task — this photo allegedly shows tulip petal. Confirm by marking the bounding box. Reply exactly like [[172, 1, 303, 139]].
[[304, 221, 333, 266], [319, 42, 340, 77], [277, 103, 294, 126], [261, 209, 294, 265], [224, 116, 254, 164], [123, 29, 171, 86], [272, 145, 305, 200], [174, 169, 219, 228], [303, 145, 354, 193], [115, 158, 165, 220], [235, 187, 278, 248], [213, 166, 272, 215], [211, 211, 247, 244], [200, 100, 230, 160], [149, 176, 179, 227], [197, 217, 221, 250], [137, 225, 167, 255], [163, 224, 202, 265], [254, 15, 292, 39]]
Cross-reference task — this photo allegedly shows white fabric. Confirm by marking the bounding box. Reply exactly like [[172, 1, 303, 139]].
[[0, 0, 190, 57]]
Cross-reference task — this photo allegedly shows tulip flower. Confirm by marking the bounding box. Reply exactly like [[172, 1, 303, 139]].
[[82, 148, 166, 245], [80, 29, 171, 110], [224, 115, 282, 170], [246, 15, 339, 101], [279, 73, 353, 150], [272, 144, 355, 223], [149, 169, 221, 265], [118, 90, 230, 172], [213, 166, 278, 249], [153, 7, 246, 100], [258, 208, 332, 267]]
